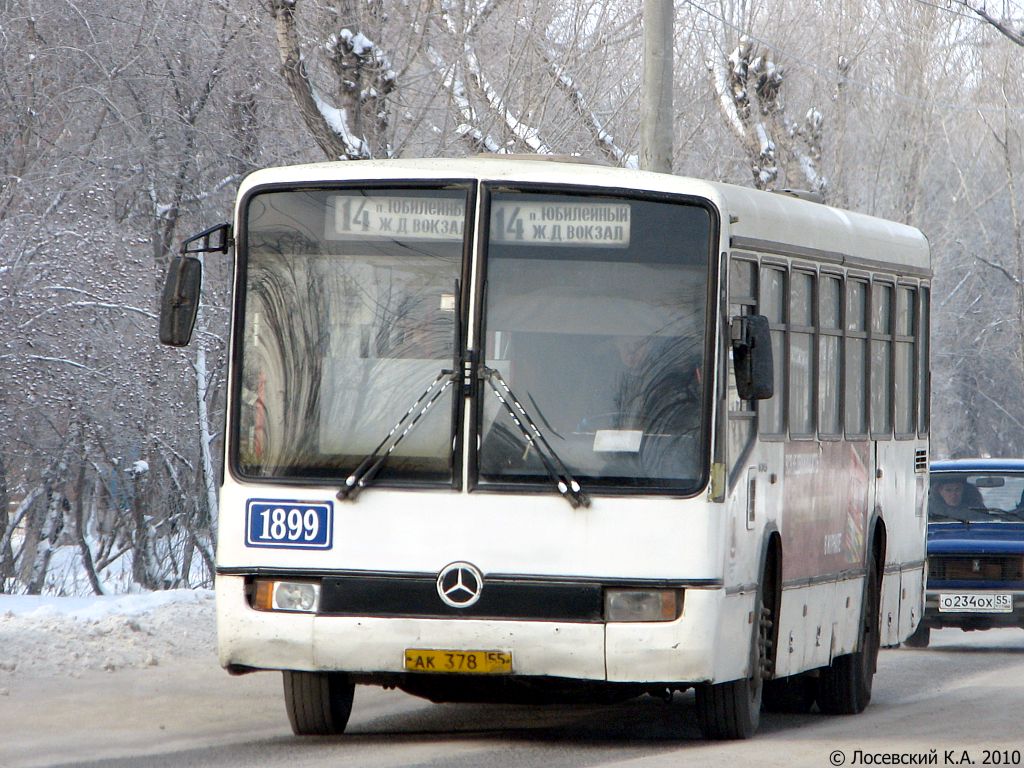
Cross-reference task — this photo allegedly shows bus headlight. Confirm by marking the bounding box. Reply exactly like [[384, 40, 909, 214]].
[[604, 589, 682, 622], [253, 579, 320, 613]]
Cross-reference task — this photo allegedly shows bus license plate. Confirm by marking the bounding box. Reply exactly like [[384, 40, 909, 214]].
[[938, 593, 1012, 613], [404, 649, 512, 674]]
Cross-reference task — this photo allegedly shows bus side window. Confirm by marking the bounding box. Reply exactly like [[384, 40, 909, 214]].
[[894, 285, 917, 438], [789, 269, 815, 437], [870, 281, 894, 437], [818, 273, 843, 437], [758, 265, 786, 436], [845, 279, 869, 437], [919, 288, 931, 437]]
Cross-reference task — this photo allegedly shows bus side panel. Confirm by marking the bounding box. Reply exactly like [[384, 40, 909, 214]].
[[767, 440, 871, 676], [772, 578, 862, 677], [775, 582, 837, 675], [828, 576, 866, 660], [875, 439, 928, 646], [780, 442, 870, 585], [879, 569, 902, 647], [899, 564, 925, 639]]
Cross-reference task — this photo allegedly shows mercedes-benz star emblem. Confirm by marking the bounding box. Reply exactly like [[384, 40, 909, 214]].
[[436, 561, 484, 608]]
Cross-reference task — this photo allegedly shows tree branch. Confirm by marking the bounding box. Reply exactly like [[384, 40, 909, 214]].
[[269, 0, 356, 160], [975, 252, 1021, 287], [957, 1, 1024, 46]]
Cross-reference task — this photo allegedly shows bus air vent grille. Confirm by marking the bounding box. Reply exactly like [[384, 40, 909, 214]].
[[915, 449, 928, 473]]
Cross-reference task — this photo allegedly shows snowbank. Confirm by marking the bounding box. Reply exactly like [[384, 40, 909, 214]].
[[0, 589, 215, 680]]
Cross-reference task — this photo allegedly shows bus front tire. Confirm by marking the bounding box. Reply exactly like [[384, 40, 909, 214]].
[[695, 563, 774, 739], [283, 671, 355, 735], [694, 672, 762, 740], [817, 545, 881, 715]]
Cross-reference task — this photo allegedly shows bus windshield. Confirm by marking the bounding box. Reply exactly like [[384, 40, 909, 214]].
[[477, 189, 713, 492], [235, 187, 468, 483], [233, 183, 714, 494]]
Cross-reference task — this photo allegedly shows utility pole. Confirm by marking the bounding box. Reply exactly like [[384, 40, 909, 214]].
[[640, 0, 673, 173]]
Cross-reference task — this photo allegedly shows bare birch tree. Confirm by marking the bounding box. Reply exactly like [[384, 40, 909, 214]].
[[701, 6, 827, 194]]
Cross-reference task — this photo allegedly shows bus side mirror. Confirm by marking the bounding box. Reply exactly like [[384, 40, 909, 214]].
[[159, 256, 202, 346], [732, 314, 774, 401]]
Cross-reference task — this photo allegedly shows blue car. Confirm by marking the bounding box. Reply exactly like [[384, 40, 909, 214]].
[[906, 459, 1024, 647]]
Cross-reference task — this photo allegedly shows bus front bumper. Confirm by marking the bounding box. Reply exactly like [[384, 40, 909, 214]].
[[216, 575, 746, 685]]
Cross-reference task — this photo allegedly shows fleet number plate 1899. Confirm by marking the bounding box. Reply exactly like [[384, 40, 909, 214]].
[[404, 649, 513, 674], [245, 499, 333, 549]]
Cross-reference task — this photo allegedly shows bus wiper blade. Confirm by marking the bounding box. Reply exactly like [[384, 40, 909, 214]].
[[482, 366, 590, 509], [337, 368, 457, 502]]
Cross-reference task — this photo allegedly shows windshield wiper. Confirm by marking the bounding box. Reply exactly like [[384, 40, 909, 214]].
[[337, 368, 457, 501], [931, 508, 992, 524], [481, 365, 590, 509], [929, 513, 960, 522]]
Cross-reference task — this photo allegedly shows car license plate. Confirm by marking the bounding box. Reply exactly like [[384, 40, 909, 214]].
[[938, 593, 1013, 613], [404, 649, 512, 674]]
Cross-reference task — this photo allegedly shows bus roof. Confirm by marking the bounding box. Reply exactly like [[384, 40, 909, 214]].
[[237, 157, 930, 275]]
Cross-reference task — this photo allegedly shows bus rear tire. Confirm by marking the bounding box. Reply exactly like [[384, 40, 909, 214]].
[[283, 671, 355, 735], [762, 673, 816, 713], [817, 544, 881, 715]]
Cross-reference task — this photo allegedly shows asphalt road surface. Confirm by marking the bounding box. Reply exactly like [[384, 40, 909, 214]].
[[7, 628, 1024, 768]]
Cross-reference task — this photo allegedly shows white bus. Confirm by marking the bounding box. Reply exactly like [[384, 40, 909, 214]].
[[161, 157, 930, 739]]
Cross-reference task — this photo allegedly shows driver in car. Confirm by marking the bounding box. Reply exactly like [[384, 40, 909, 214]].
[[929, 478, 988, 522]]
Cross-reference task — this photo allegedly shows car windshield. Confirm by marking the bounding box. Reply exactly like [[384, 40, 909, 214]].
[[476, 189, 713, 492], [929, 472, 1024, 522]]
